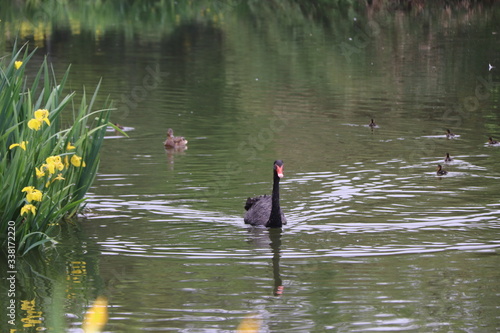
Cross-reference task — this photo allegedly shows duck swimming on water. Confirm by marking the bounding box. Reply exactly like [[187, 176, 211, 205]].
[[488, 137, 498, 145], [164, 128, 188, 148], [446, 129, 455, 139], [444, 153, 452, 162], [436, 164, 448, 176]]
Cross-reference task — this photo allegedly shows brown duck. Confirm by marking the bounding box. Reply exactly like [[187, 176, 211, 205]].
[[164, 128, 188, 148]]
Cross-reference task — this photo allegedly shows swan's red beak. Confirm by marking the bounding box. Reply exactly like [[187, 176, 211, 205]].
[[276, 165, 284, 178]]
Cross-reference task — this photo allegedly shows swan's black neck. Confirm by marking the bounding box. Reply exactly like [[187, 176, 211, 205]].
[[266, 171, 282, 228]]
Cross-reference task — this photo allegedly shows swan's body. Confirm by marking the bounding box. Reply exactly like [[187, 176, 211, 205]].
[[164, 128, 188, 148], [244, 195, 286, 226], [444, 153, 452, 162], [436, 164, 447, 176], [244, 160, 286, 228]]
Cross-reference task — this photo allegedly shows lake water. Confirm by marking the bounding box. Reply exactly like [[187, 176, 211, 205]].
[[2, 2, 500, 332]]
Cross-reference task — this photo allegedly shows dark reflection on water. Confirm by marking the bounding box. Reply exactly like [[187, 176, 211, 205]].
[[3, 1, 500, 332]]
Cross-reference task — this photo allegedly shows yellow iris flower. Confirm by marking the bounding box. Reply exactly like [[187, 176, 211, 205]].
[[21, 204, 37, 216], [46, 173, 65, 187], [9, 141, 28, 150], [28, 118, 42, 130], [14, 61, 23, 69], [44, 155, 65, 174], [34, 109, 50, 126], [54, 173, 65, 181], [27, 190, 43, 202], [22, 186, 35, 193], [71, 155, 86, 167], [66, 142, 76, 150], [22, 186, 43, 202], [35, 167, 45, 178], [27, 109, 50, 131]]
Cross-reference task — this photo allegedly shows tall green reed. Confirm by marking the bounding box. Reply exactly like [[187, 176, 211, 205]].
[[0, 44, 112, 255]]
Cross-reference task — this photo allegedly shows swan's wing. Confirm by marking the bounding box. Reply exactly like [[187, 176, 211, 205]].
[[244, 196, 272, 226], [244, 195, 267, 211]]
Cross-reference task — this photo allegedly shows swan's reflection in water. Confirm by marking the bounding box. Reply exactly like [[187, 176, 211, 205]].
[[269, 228, 284, 296], [247, 227, 284, 296]]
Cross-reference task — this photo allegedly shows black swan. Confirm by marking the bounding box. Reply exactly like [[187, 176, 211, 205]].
[[244, 160, 286, 228], [164, 128, 188, 148], [436, 164, 447, 176]]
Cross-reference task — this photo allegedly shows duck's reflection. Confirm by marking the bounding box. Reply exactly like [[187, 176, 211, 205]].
[[164, 146, 187, 170]]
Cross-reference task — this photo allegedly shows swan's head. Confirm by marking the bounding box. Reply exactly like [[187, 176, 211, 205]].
[[274, 160, 284, 178]]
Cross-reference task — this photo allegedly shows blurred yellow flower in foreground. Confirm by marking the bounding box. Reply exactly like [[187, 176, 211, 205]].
[[236, 314, 262, 333], [21, 204, 37, 216], [66, 142, 76, 150], [15, 61, 23, 69], [83, 296, 108, 333], [9, 141, 28, 150]]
